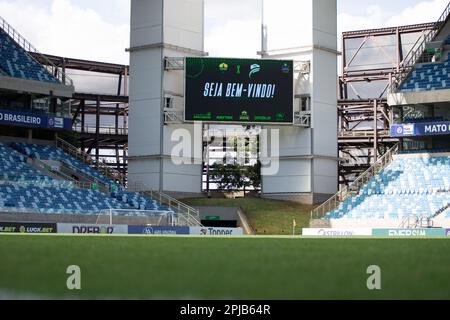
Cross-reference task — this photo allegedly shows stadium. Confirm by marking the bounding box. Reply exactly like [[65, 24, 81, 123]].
[[0, 0, 449, 302]]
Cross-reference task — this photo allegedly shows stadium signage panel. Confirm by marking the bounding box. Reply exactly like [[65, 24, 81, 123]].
[[0, 222, 56, 233], [0, 109, 72, 131], [390, 121, 450, 137], [302, 228, 372, 236], [128, 225, 190, 235], [446, 229, 450, 236], [184, 57, 293, 124], [57, 223, 128, 234], [189, 227, 244, 236], [372, 228, 446, 237]]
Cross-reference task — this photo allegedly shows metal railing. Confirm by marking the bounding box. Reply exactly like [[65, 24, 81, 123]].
[[164, 109, 184, 124], [294, 111, 311, 127], [55, 137, 126, 185], [73, 124, 128, 136], [311, 143, 399, 219], [0, 16, 73, 87], [39, 159, 110, 193], [97, 209, 174, 226], [338, 130, 390, 138], [394, 1, 450, 90], [129, 181, 202, 227]]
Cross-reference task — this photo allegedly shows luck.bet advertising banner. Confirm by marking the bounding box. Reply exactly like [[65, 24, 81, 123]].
[[57, 223, 128, 234], [0, 222, 56, 234], [184, 57, 293, 124]]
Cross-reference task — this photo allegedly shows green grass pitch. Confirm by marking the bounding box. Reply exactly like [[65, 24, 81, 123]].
[[0, 234, 449, 299]]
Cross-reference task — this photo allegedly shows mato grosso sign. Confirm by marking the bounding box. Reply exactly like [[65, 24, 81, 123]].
[[184, 57, 294, 124]]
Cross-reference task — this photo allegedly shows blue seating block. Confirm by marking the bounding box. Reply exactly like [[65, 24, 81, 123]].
[[0, 29, 59, 83], [324, 154, 450, 220]]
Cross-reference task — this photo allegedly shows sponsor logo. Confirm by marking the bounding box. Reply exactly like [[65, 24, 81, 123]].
[[317, 229, 354, 236], [402, 124, 414, 135], [373, 228, 446, 237], [281, 63, 290, 73], [249, 64, 260, 78], [0, 222, 56, 233], [143, 227, 154, 235], [128, 225, 190, 235], [219, 63, 228, 72], [53, 117, 64, 128], [275, 113, 285, 121], [302, 228, 373, 236], [388, 229, 426, 237], [239, 111, 250, 121], [446, 229, 450, 236], [57, 223, 128, 234], [72, 226, 114, 234], [190, 227, 243, 236]]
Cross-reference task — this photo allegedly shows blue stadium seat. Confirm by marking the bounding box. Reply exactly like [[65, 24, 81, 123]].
[[0, 142, 172, 216], [11, 142, 117, 186], [324, 154, 450, 220], [400, 58, 450, 92], [0, 29, 59, 83]]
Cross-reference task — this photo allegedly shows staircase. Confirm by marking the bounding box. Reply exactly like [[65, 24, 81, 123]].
[[394, 2, 450, 90], [55, 137, 126, 186], [311, 143, 399, 219], [0, 15, 73, 86]]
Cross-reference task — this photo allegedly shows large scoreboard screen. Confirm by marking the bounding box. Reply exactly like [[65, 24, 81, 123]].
[[184, 57, 293, 124]]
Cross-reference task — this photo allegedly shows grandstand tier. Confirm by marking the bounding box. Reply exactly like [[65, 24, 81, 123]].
[[0, 142, 173, 217], [10, 142, 117, 186], [0, 29, 58, 84], [323, 152, 450, 226], [400, 61, 450, 92]]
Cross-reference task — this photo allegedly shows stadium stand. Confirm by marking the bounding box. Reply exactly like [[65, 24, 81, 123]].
[[0, 142, 172, 216], [324, 152, 450, 221], [10, 142, 117, 186], [0, 29, 59, 83], [400, 60, 450, 92]]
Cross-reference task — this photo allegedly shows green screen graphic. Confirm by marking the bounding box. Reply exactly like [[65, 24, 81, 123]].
[[185, 57, 293, 124]]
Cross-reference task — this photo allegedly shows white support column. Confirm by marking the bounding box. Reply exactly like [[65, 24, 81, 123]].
[[261, 0, 338, 204], [128, 0, 205, 198]]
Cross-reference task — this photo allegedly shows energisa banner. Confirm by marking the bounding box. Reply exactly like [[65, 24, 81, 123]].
[[390, 121, 450, 137], [0, 222, 56, 233], [189, 227, 244, 236], [57, 223, 128, 234], [302, 228, 372, 236], [128, 225, 190, 235], [0, 109, 72, 131], [372, 228, 446, 237], [185, 57, 293, 124]]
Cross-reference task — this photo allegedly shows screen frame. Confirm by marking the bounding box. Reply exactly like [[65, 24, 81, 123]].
[[183, 56, 295, 126]]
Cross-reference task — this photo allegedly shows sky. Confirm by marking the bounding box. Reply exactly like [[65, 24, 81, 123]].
[[0, 0, 447, 64]]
